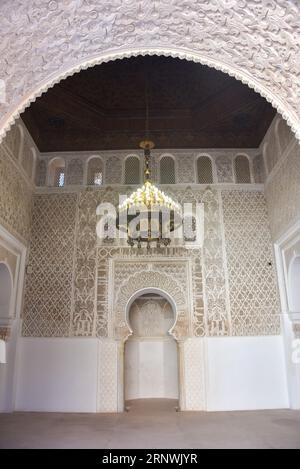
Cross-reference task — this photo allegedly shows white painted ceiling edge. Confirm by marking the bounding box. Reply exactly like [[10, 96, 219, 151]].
[[0, 1, 299, 142]]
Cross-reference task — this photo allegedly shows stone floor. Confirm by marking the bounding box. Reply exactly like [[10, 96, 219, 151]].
[[0, 399, 300, 449]]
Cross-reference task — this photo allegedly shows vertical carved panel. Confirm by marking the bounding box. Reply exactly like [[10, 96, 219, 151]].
[[67, 158, 83, 185], [106, 156, 122, 184], [202, 189, 229, 336], [97, 339, 119, 412], [72, 191, 98, 336], [222, 190, 281, 335], [0, 145, 33, 242], [23, 193, 77, 336], [216, 156, 233, 183], [182, 338, 206, 411]]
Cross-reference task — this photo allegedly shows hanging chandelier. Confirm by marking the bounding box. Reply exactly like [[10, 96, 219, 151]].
[[117, 139, 182, 249]]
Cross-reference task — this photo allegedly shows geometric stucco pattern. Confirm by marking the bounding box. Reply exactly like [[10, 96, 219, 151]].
[[22, 193, 77, 337], [0, 1, 299, 142], [222, 190, 281, 335], [0, 141, 33, 242], [182, 338, 206, 411]]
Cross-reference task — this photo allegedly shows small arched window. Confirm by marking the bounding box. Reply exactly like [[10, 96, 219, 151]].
[[124, 156, 140, 185], [234, 155, 251, 184], [48, 157, 66, 187], [160, 156, 175, 184], [87, 157, 103, 186], [197, 156, 213, 184]]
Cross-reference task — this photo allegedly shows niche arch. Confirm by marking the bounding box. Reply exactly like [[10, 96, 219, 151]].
[[125, 290, 179, 403], [125, 287, 178, 340], [113, 270, 189, 342]]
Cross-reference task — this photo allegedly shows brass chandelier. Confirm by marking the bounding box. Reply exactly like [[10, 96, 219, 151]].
[[117, 139, 182, 249]]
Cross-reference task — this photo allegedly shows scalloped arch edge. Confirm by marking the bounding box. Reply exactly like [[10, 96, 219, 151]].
[[0, 47, 299, 145]]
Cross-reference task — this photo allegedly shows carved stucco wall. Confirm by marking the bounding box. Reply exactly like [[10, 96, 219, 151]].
[[222, 190, 281, 335], [22, 185, 281, 338], [22, 193, 77, 336], [264, 116, 300, 241], [0, 1, 299, 142], [0, 122, 34, 243]]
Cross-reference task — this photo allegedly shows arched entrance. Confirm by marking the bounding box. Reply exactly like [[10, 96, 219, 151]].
[[289, 257, 300, 313], [0, 262, 12, 320], [124, 290, 179, 409]]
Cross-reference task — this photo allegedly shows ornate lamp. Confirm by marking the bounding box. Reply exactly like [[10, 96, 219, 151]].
[[117, 139, 182, 249]]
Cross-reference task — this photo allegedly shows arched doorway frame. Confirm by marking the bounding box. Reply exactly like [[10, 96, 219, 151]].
[[1, 47, 299, 144], [97, 257, 206, 413], [124, 287, 180, 408], [125, 287, 178, 340]]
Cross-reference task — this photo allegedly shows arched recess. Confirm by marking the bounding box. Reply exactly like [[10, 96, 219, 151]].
[[47, 157, 65, 187], [124, 290, 179, 403], [289, 257, 300, 313], [113, 270, 189, 342], [234, 154, 252, 184], [0, 262, 12, 320], [86, 156, 104, 186], [197, 155, 214, 184], [124, 155, 141, 185], [160, 154, 176, 184]]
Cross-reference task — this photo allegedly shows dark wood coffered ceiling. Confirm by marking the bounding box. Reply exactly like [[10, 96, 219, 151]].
[[22, 56, 276, 152]]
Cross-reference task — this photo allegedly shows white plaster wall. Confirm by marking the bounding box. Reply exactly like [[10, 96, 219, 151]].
[[206, 336, 289, 411], [0, 320, 20, 412], [14, 335, 289, 412], [15, 338, 98, 412], [125, 338, 178, 400]]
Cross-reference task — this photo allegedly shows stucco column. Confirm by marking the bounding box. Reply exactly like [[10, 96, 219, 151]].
[[177, 340, 186, 411]]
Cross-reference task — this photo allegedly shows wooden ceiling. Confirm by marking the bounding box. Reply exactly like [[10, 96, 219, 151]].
[[22, 56, 276, 152]]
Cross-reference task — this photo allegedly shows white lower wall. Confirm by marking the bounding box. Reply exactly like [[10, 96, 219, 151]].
[[206, 335, 289, 411], [14, 335, 290, 412], [0, 320, 21, 412], [15, 338, 98, 412], [125, 338, 178, 400]]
